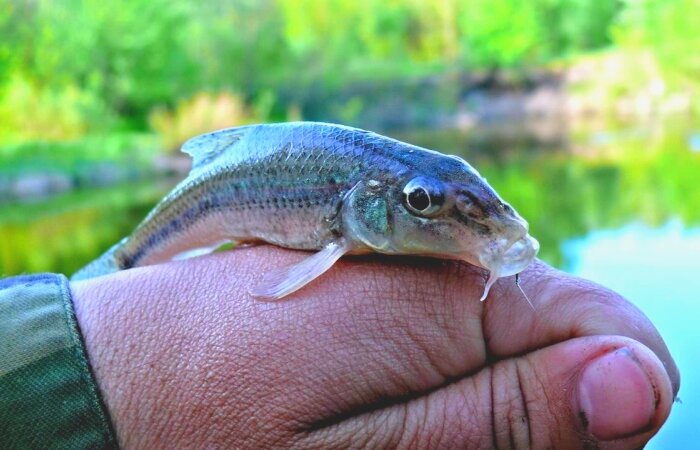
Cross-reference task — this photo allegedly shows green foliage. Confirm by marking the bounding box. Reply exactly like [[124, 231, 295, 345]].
[[0, 0, 696, 144], [149, 91, 271, 152], [534, 0, 620, 57], [612, 0, 700, 86], [458, 0, 541, 66], [1, 0, 198, 134], [0, 74, 110, 142]]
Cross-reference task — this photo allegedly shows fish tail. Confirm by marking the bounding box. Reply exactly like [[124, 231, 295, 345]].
[[71, 238, 126, 281]]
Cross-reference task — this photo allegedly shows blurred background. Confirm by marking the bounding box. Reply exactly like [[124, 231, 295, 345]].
[[1, 0, 698, 446]]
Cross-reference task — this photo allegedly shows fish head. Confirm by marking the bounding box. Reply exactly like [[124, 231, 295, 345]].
[[342, 152, 539, 278]]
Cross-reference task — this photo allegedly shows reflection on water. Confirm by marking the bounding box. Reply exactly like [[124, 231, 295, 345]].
[[564, 222, 700, 449], [1, 119, 698, 446], [0, 180, 176, 276]]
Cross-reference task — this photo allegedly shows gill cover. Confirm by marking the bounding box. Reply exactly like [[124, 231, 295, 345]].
[[341, 180, 394, 252]]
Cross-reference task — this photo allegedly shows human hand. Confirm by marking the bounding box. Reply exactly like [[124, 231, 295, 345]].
[[71, 246, 679, 449]]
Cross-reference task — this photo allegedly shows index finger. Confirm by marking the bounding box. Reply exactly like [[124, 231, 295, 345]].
[[483, 260, 680, 395]]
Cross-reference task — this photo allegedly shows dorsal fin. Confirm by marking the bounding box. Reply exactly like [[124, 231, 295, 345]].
[[181, 125, 253, 172]]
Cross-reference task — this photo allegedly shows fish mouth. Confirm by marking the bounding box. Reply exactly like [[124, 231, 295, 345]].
[[478, 234, 540, 277], [500, 235, 539, 275]]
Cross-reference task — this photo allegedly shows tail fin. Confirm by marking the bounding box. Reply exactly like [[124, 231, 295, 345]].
[[71, 239, 126, 281]]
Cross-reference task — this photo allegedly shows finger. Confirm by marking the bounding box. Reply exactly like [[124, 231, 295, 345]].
[[483, 260, 680, 396], [300, 336, 675, 449]]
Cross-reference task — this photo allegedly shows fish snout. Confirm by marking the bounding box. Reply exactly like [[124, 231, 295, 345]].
[[494, 207, 530, 245], [499, 199, 529, 229]]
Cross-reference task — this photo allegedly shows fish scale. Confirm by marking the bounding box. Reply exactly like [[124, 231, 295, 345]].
[[72, 122, 539, 301]]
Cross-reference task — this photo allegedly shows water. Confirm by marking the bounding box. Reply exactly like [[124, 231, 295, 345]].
[[1, 120, 698, 446], [0, 179, 176, 276], [564, 221, 700, 449]]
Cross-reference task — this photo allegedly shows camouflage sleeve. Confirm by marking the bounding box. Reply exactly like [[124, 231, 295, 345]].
[[0, 274, 118, 449]]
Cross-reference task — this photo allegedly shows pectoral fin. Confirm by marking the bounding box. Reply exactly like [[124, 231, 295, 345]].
[[250, 240, 350, 300]]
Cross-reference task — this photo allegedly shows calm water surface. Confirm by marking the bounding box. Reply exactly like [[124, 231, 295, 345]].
[[1, 121, 698, 448]]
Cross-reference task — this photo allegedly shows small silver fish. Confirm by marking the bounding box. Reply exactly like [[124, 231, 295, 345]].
[[72, 122, 539, 300]]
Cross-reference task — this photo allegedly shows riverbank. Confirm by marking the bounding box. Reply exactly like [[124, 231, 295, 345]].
[[310, 50, 698, 131], [481, 50, 697, 122]]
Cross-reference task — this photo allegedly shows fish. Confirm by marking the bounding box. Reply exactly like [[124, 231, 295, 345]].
[[72, 122, 539, 301]]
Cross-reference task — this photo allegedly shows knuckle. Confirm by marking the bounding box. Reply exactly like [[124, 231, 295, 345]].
[[491, 360, 540, 449], [398, 392, 491, 449]]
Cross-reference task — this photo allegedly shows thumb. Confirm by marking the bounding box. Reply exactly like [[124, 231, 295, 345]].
[[305, 336, 675, 449], [486, 336, 674, 448]]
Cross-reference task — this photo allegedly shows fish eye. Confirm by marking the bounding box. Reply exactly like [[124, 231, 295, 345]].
[[402, 177, 445, 216], [408, 187, 430, 210]]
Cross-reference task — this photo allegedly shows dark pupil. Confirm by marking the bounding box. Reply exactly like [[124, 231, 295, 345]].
[[408, 187, 430, 211]]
